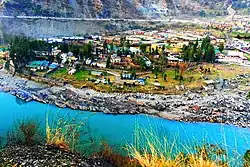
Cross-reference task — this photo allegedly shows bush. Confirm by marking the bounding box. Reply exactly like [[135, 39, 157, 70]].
[[7, 119, 42, 146]]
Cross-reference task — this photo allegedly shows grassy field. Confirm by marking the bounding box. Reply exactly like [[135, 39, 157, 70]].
[[46, 63, 250, 94], [231, 32, 250, 38]]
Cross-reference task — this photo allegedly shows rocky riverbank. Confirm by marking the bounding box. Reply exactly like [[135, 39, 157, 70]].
[[0, 144, 115, 167], [0, 69, 250, 128]]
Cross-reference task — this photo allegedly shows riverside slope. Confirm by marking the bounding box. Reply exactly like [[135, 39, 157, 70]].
[[0, 69, 250, 128]]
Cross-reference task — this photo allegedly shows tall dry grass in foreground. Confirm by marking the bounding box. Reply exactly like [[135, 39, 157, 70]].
[[45, 111, 86, 152], [126, 126, 230, 167]]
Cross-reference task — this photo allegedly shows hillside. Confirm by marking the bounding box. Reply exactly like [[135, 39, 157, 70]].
[[1, 0, 250, 18]]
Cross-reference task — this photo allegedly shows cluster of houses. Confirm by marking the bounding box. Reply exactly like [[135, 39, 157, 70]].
[[216, 38, 250, 66]]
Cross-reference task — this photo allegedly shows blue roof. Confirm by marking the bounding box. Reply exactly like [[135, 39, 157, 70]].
[[49, 64, 59, 69]]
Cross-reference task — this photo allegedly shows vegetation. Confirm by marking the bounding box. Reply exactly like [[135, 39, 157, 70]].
[[247, 92, 250, 99], [1, 114, 249, 167], [126, 127, 229, 167], [182, 37, 215, 63], [7, 119, 43, 146], [45, 111, 86, 152], [244, 150, 250, 167]]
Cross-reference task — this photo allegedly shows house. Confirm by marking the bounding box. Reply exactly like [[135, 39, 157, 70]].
[[137, 78, 146, 85], [91, 61, 107, 68], [217, 51, 248, 64], [26, 60, 50, 71], [122, 73, 134, 80], [49, 62, 59, 70], [111, 54, 122, 63], [91, 71, 103, 76], [227, 51, 247, 60], [167, 57, 183, 63]]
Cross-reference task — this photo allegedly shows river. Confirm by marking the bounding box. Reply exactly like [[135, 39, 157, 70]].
[[0, 92, 249, 166]]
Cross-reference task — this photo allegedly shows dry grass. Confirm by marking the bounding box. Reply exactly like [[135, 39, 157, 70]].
[[126, 127, 230, 167], [45, 111, 86, 152]]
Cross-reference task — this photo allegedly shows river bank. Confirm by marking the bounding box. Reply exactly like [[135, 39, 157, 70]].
[[0, 144, 115, 167], [0, 69, 250, 128]]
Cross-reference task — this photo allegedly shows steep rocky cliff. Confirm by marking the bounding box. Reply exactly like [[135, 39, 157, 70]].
[[1, 0, 250, 18]]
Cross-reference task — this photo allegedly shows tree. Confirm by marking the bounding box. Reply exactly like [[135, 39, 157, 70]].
[[155, 46, 159, 55], [69, 44, 80, 56], [152, 66, 159, 79], [103, 40, 108, 54], [218, 43, 224, 53], [201, 36, 211, 51], [137, 57, 147, 70], [131, 69, 137, 79], [125, 40, 130, 48], [9, 36, 34, 73], [163, 73, 167, 81], [79, 43, 93, 61], [200, 10, 206, 17], [56, 53, 62, 64], [139, 44, 147, 54], [162, 45, 166, 53], [110, 42, 114, 51], [194, 47, 203, 62], [60, 43, 69, 53], [106, 55, 111, 68], [205, 44, 215, 63]]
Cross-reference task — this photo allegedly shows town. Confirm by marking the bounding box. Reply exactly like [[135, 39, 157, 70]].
[[0, 19, 250, 97]]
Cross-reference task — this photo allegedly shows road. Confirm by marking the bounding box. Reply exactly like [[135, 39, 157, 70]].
[[0, 15, 208, 24]]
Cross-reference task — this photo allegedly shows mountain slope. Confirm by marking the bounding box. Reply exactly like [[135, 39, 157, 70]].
[[1, 0, 250, 18]]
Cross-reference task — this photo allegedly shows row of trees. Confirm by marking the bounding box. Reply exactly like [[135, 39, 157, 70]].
[[9, 37, 50, 73], [182, 36, 216, 63], [59, 42, 93, 61]]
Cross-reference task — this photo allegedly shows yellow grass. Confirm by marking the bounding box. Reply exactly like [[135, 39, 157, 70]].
[[126, 127, 229, 167], [45, 111, 86, 151]]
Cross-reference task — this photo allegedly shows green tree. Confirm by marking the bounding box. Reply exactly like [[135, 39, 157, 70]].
[[163, 73, 167, 81], [201, 36, 211, 51], [79, 43, 93, 61], [9, 36, 34, 73], [152, 66, 159, 79], [139, 44, 147, 54], [103, 40, 108, 54], [59, 43, 69, 53], [69, 44, 80, 56], [162, 45, 166, 53], [194, 47, 203, 62], [218, 43, 224, 53], [106, 55, 111, 68], [205, 44, 215, 63], [131, 69, 137, 79]]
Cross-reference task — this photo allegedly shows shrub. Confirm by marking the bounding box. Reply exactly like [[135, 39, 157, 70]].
[[7, 119, 42, 146]]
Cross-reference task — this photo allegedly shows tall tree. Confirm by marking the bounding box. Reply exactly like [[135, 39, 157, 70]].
[[139, 44, 147, 54], [9, 36, 34, 73]]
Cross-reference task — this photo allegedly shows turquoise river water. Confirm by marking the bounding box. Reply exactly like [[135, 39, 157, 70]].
[[0, 92, 249, 166]]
